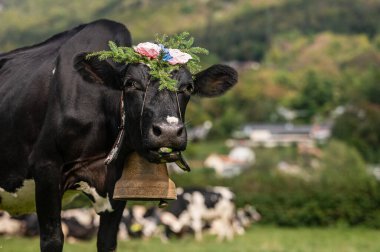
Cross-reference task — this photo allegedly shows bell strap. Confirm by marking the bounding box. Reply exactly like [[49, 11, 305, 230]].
[[104, 91, 126, 166]]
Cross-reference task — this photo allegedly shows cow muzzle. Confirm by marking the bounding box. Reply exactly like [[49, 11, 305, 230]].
[[148, 122, 186, 147], [144, 122, 187, 161]]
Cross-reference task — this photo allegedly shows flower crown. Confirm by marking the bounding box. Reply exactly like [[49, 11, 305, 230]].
[[86, 32, 208, 91]]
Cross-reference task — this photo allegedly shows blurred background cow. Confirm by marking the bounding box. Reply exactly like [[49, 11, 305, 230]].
[[0, 187, 261, 243]]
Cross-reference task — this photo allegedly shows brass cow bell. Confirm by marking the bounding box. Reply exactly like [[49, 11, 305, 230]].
[[113, 152, 176, 207]]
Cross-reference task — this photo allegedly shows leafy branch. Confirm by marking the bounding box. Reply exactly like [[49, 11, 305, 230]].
[[87, 32, 208, 91]]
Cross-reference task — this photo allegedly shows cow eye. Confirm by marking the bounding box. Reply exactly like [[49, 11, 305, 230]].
[[181, 83, 194, 95], [124, 79, 141, 90]]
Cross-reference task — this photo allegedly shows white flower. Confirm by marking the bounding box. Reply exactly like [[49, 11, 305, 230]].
[[167, 49, 192, 65]]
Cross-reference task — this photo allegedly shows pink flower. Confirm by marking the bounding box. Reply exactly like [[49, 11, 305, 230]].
[[167, 49, 192, 65], [134, 42, 161, 59]]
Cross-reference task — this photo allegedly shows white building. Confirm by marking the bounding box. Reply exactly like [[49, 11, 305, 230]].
[[204, 147, 255, 177], [232, 123, 331, 148]]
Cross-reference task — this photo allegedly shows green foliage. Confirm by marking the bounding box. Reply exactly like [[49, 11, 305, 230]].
[[319, 140, 367, 183], [197, 0, 380, 61], [291, 71, 335, 122], [155, 32, 209, 75], [87, 33, 208, 91], [332, 104, 380, 163], [185, 140, 229, 160], [361, 68, 380, 105]]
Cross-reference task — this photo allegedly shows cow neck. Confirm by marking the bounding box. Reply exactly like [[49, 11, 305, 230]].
[[104, 90, 126, 166]]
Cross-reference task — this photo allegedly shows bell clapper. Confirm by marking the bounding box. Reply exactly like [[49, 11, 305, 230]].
[[158, 199, 169, 208]]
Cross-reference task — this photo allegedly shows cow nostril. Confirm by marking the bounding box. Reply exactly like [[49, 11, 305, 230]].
[[177, 126, 184, 137], [152, 125, 162, 137]]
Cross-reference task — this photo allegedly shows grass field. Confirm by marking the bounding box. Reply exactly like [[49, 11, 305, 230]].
[[0, 226, 378, 252]]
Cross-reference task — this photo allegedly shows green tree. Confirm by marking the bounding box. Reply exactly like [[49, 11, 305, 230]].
[[291, 71, 334, 122], [332, 103, 380, 163]]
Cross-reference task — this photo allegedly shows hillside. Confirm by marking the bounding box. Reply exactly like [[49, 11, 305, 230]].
[[0, 0, 281, 53], [1, 0, 379, 61], [1, 0, 380, 162]]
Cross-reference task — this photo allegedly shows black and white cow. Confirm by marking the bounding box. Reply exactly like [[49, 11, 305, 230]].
[[61, 208, 99, 242], [0, 209, 100, 241], [234, 205, 261, 235], [0, 19, 237, 251], [118, 205, 161, 240], [161, 187, 236, 241]]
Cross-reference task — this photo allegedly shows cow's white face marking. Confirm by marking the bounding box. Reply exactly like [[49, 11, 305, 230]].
[[52, 67, 56, 75], [166, 116, 179, 125], [76, 181, 114, 213]]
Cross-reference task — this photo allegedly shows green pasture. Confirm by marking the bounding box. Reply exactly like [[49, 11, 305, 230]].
[[0, 226, 378, 252]]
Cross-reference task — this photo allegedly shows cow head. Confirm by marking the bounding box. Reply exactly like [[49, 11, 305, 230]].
[[74, 53, 237, 164], [122, 63, 237, 163]]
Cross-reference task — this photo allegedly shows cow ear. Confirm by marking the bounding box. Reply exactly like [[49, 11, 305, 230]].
[[193, 64, 238, 97], [73, 53, 121, 88]]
